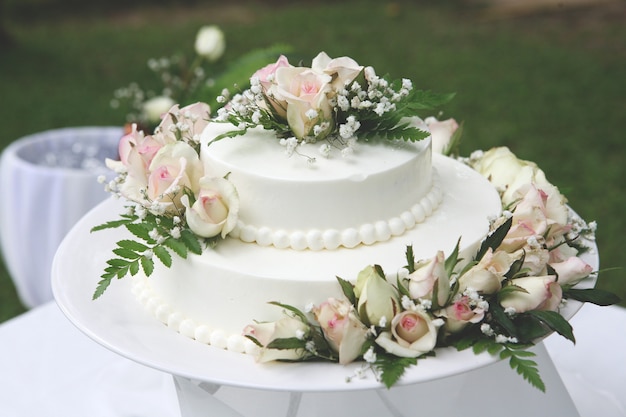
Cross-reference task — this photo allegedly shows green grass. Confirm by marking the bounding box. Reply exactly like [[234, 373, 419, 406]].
[[1, 1, 624, 322]]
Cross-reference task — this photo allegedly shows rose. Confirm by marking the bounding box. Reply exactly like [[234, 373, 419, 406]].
[[252, 55, 292, 119], [438, 296, 486, 334], [353, 266, 400, 329], [142, 96, 176, 125], [550, 256, 593, 287], [500, 275, 562, 313], [513, 246, 550, 276], [472, 147, 569, 225], [472, 147, 545, 198], [498, 184, 552, 252], [182, 176, 239, 238], [312, 298, 369, 364], [194, 25, 225, 62], [407, 251, 450, 307], [375, 310, 438, 358], [424, 116, 459, 155], [274, 66, 334, 139], [156, 102, 211, 144], [311, 51, 363, 90], [457, 248, 516, 295], [243, 316, 310, 362], [145, 142, 204, 214]]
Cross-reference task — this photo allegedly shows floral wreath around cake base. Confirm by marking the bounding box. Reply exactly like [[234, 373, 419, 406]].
[[93, 51, 619, 391]]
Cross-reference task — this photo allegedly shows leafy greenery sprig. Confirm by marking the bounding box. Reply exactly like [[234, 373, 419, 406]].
[[91, 205, 210, 300]]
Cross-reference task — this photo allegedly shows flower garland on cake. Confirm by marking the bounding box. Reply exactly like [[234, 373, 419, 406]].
[[94, 51, 619, 391]]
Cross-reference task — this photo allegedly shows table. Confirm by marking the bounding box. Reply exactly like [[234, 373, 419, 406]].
[[1, 301, 624, 416]]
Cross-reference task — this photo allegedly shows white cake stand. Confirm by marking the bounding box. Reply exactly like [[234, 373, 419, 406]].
[[52, 197, 596, 416]]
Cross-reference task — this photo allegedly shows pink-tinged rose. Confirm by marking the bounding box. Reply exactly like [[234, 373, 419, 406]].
[[500, 275, 562, 313], [243, 316, 309, 362], [182, 177, 239, 238], [458, 248, 516, 295], [252, 55, 292, 118], [253, 55, 291, 84], [354, 266, 400, 329], [408, 251, 450, 306], [375, 310, 438, 358], [146, 142, 203, 213], [424, 116, 459, 155], [313, 298, 369, 364], [110, 124, 168, 178], [550, 256, 593, 287], [499, 185, 551, 252], [311, 51, 363, 90], [439, 296, 486, 333], [548, 236, 579, 263], [274, 67, 334, 139], [157, 102, 211, 143]]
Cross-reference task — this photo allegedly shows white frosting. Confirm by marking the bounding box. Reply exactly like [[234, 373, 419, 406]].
[[133, 153, 502, 352], [201, 123, 435, 250]]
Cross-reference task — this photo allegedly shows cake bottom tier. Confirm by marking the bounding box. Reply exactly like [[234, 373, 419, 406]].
[[132, 154, 502, 354]]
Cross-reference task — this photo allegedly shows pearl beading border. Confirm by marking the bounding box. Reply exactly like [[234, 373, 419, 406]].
[[228, 169, 443, 251], [132, 278, 260, 355]]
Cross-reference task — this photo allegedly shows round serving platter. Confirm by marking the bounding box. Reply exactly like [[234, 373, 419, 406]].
[[52, 192, 597, 393]]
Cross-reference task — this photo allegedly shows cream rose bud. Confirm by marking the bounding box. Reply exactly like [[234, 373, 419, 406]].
[[313, 298, 369, 365], [194, 25, 225, 62], [457, 248, 515, 295], [500, 275, 563, 313], [424, 116, 459, 155], [550, 256, 593, 287], [243, 316, 310, 362], [354, 266, 400, 329], [142, 96, 176, 125], [375, 310, 438, 358], [182, 177, 239, 238], [408, 251, 450, 306]]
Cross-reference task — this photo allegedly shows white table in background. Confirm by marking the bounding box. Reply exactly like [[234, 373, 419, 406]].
[[0, 302, 624, 417]]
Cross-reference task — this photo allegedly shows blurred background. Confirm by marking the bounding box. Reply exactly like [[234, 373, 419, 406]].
[[0, 0, 624, 322]]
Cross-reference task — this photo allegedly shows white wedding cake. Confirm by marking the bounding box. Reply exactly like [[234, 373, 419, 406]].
[[130, 121, 501, 353], [96, 52, 601, 388]]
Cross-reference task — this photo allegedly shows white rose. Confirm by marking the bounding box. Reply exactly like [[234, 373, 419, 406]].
[[274, 66, 334, 139], [182, 176, 239, 238], [243, 316, 310, 362], [407, 251, 450, 307], [424, 116, 459, 155], [194, 25, 225, 62], [146, 142, 203, 214], [500, 275, 562, 313], [550, 256, 593, 287], [457, 248, 515, 295], [142, 96, 176, 125], [311, 51, 363, 90], [375, 310, 438, 358], [354, 265, 400, 330], [313, 298, 369, 365]]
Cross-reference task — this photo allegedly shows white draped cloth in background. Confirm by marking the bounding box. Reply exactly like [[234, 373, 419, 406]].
[[0, 127, 122, 308]]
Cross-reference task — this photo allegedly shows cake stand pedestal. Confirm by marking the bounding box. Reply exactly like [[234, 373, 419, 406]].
[[171, 342, 579, 417]]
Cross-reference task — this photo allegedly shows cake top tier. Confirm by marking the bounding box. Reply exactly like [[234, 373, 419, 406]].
[[201, 122, 438, 250]]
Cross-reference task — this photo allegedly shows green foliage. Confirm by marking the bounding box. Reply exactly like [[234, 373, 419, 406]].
[[373, 353, 418, 389], [91, 206, 206, 300]]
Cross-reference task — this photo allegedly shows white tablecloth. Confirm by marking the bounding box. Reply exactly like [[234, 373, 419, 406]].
[[1, 302, 624, 417]]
